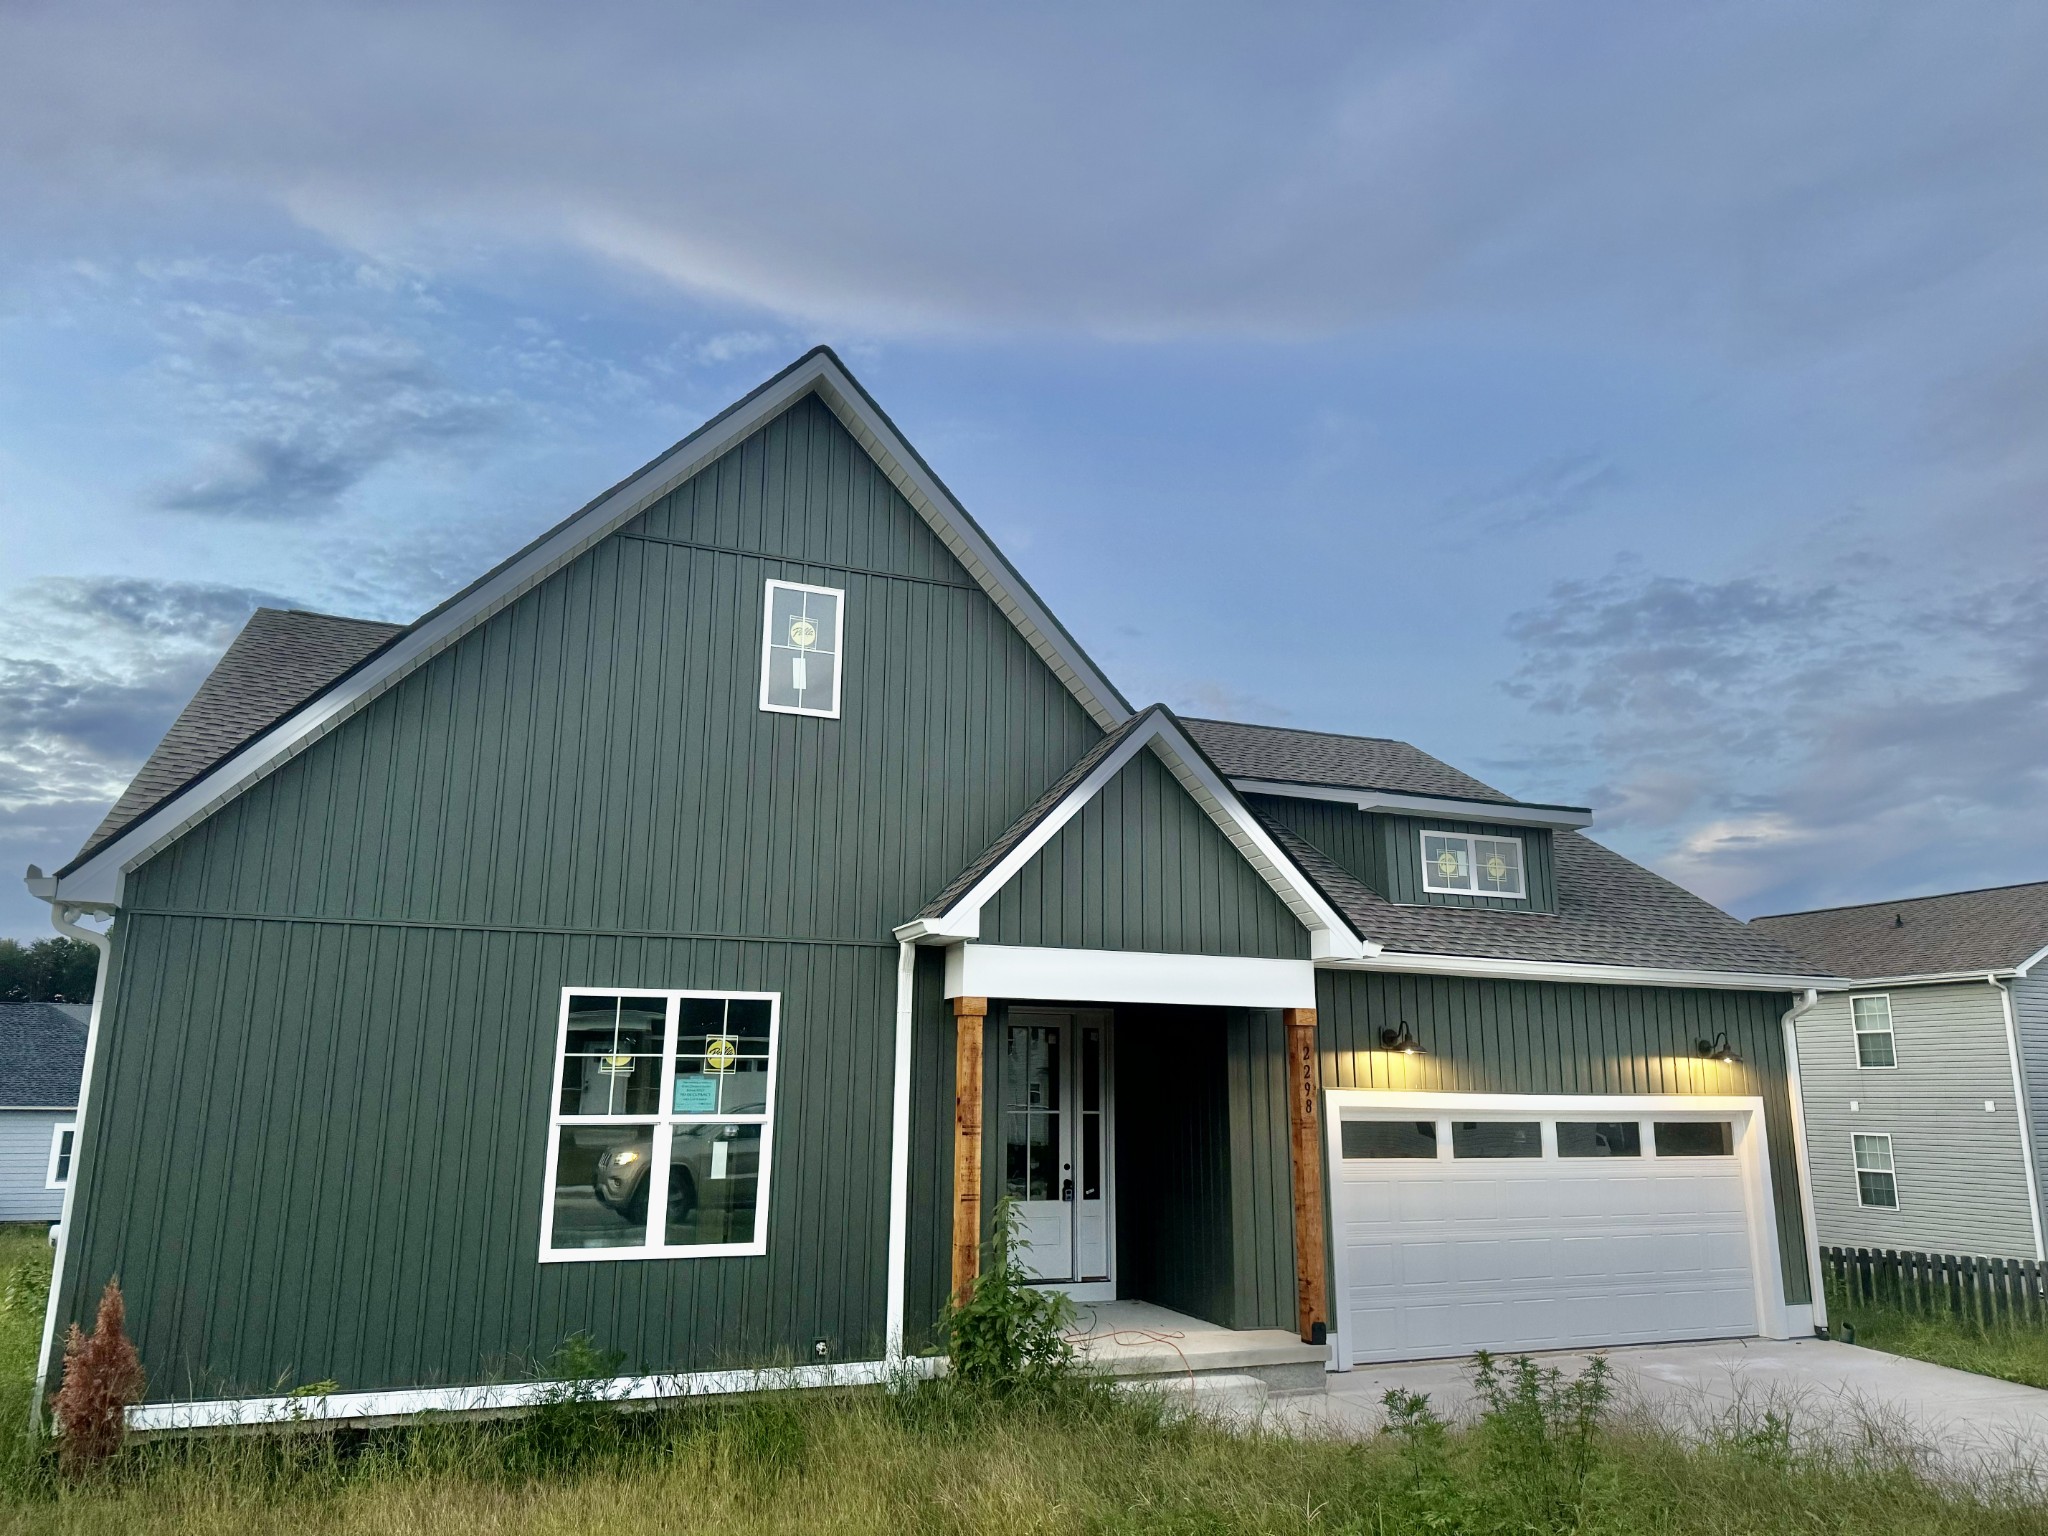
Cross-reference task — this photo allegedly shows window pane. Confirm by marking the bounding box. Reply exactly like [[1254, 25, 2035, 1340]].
[[1852, 1134, 1893, 1172], [1556, 1121, 1641, 1158], [1654, 1121, 1734, 1157], [666, 1123, 762, 1246], [1341, 1120, 1439, 1159], [551, 1126, 654, 1250], [560, 996, 665, 1116], [675, 997, 772, 1115], [764, 585, 841, 712], [1423, 834, 1472, 890], [1852, 997, 1892, 1030], [1452, 1121, 1541, 1159], [1858, 1171, 1898, 1209], [1473, 837, 1524, 896], [1856, 1031, 1896, 1068]]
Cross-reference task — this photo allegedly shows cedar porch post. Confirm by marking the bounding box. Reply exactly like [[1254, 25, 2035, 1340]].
[[1283, 1006, 1330, 1344], [951, 995, 989, 1304]]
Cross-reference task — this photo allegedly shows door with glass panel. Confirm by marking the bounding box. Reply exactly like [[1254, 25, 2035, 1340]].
[[1000, 1009, 1112, 1285]]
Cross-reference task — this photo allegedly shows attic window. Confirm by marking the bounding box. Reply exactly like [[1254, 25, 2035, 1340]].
[[1420, 830, 1526, 898], [759, 580, 843, 718]]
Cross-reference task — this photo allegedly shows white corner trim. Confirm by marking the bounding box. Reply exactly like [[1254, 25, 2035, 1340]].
[[1991, 975, 2047, 1262], [49, 350, 1129, 906], [1779, 989, 1828, 1331], [943, 944, 1316, 1009], [883, 941, 916, 1361], [1322, 950, 1835, 992], [128, 1356, 945, 1433], [1229, 779, 1594, 831]]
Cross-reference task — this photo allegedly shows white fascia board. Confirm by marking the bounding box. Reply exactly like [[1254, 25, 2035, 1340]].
[[49, 351, 1128, 907], [128, 1355, 944, 1433], [1230, 779, 1594, 831], [945, 944, 1317, 1009], [2014, 943, 2048, 979], [1835, 967, 2020, 987], [1324, 950, 1835, 992]]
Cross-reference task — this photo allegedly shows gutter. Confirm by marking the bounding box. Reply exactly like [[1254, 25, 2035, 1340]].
[[1779, 989, 1829, 1333], [883, 939, 916, 1363], [1991, 973, 2047, 1262]]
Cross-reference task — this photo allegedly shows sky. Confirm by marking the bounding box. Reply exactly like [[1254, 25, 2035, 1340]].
[[1, 2, 2045, 941]]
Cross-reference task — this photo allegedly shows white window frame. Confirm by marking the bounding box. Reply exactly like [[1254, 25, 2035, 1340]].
[[758, 579, 845, 719], [538, 987, 781, 1263], [1850, 994, 1896, 1069], [1419, 829, 1528, 899], [46, 1121, 75, 1190], [1851, 1131, 1899, 1210]]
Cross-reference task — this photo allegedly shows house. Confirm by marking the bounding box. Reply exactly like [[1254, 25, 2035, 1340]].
[[0, 1002, 88, 1223], [24, 349, 1836, 1428], [1752, 882, 2048, 1263]]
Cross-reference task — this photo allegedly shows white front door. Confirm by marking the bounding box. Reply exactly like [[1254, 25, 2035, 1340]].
[[1001, 1009, 1112, 1286]]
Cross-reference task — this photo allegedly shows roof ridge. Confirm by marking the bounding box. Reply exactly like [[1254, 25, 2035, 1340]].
[[263, 608, 409, 629], [1179, 715, 1408, 748], [1752, 879, 2048, 922]]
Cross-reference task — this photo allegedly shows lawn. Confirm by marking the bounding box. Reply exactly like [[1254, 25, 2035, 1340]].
[[1827, 1283, 2048, 1391], [1, 1228, 2045, 1534]]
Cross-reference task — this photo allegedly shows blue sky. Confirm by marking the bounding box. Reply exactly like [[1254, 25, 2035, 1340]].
[[2, 2, 2045, 939]]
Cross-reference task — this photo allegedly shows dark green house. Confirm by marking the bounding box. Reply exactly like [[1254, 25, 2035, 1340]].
[[26, 350, 1836, 1427]]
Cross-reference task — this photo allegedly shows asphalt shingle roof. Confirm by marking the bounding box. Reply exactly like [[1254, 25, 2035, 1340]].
[[77, 608, 407, 864], [1751, 882, 2048, 980], [0, 1003, 88, 1108], [1180, 718, 1526, 805]]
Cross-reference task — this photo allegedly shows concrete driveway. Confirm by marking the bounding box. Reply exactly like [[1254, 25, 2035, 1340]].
[[1257, 1338, 2048, 1485]]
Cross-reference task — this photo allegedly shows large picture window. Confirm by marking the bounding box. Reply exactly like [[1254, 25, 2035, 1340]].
[[1420, 830, 1526, 898], [759, 579, 844, 718], [541, 989, 779, 1261]]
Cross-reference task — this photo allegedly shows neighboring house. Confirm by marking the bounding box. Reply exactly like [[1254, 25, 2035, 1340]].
[[1753, 883, 2048, 1263], [0, 1002, 88, 1223], [24, 349, 1835, 1427]]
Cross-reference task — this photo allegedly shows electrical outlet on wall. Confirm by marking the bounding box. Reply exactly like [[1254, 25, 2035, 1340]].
[[812, 1337, 830, 1360]]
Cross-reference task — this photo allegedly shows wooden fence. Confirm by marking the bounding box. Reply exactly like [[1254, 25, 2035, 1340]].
[[1822, 1245, 2048, 1327]]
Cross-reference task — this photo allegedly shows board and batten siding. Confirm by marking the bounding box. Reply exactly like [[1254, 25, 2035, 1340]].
[[1316, 970, 1811, 1303], [1794, 983, 2039, 1260], [979, 749, 1308, 958], [61, 394, 1109, 1402], [1246, 796, 1557, 914], [0, 1110, 66, 1222]]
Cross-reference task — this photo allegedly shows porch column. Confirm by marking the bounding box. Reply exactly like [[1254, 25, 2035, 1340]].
[[951, 995, 989, 1304], [1283, 1006, 1330, 1344]]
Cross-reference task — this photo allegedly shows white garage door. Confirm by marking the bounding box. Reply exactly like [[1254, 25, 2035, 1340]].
[[1330, 1098, 1768, 1367]]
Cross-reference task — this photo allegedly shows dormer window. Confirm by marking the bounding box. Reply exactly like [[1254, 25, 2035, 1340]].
[[759, 580, 843, 718], [1421, 830, 1526, 898]]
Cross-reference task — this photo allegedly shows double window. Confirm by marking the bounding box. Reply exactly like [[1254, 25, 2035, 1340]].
[[1420, 830, 1526, 898], [46, 1122, 75, 1190], [759, 580, 844, 718], [1853, 1132, 1899, 1209], [1851, 995, 1896, 1069], [541, 989, 780, 1261]]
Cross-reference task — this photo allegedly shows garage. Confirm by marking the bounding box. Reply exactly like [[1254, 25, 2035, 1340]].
[[1326, 1092, 1786, 1368]]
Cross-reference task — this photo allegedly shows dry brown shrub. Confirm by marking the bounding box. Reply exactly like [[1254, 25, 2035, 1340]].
[[50, 1277, 146, 1472]]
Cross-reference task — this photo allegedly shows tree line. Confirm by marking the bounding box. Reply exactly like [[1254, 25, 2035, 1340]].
[[0, 936, 100, 1003]]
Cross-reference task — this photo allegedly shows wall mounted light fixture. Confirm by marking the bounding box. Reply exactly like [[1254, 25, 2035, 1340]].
[[1695, 1031, 1743, 1065], [1378, 1024, 1426, 1055]]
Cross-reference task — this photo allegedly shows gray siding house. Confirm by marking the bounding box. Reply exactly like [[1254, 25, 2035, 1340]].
[[26, 350, 1836, 1428], [0, 1002, 88, 1223], [1753, 883, 2048, 1262]]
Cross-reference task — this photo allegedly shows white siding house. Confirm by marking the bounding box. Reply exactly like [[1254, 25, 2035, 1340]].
[[0, 1002, 87, 1224]]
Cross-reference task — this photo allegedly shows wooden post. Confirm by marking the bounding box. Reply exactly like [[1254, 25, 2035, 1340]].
[[951, 995, 989, 1305], [1282, 1006, 1330, 1345]]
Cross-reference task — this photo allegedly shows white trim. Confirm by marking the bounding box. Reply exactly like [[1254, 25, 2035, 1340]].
[[128, 1355, 943, 1433], [537, 988, 780, 1263], [44, 349, 1130, 907], [1830, 968, 2020, 987], [1851, 1130, 1900, 1210], [1229, 779, 1594, 830], [944, 944, 1315, 1009], [758, 578, 845, 719], [883, 940, 915, 1361], [44, 1121, 75, 1190], [1780, 989, 1828, 1331], [1321, 1089, 1795, 1370], [1418, 828, 1527, 900], [1321, 950, 1833, 992], [902, 711, 1371, 961], [1850, 993, 1898, 1069], [2017, 943, 2048, 979], [1991, 976, 2047, 1260]]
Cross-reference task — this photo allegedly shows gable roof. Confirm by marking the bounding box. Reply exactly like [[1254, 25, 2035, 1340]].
[[1751, 881, 2048, 980], [0, 1002, 89, 1109], [901, 705, 1374, 962], [41, 348, 1130, 905]]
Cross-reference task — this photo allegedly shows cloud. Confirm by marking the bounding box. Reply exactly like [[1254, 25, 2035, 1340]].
[[1442, 453, 1626, 533]]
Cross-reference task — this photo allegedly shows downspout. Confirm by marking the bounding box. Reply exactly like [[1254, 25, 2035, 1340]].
[[1779, 988, 1828, 1333], [1990, 973, 2046, 1261], [883, 938, 917, 1363], [30, 900, 115, 1428]]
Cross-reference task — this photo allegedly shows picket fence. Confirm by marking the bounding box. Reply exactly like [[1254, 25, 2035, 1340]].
[[1822, 1244, 2048, 1326]]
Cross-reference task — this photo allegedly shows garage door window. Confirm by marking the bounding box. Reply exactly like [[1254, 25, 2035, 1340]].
[[1556, 1121, 1641, 1158], [1653, 1121, 1734, 1157], [1342, 1120, 1440, 1159], [1452, 1121, 1542, 1158]]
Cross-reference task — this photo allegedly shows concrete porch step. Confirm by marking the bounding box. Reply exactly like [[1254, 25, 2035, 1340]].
[[1067, 1300, 1329, 1395]]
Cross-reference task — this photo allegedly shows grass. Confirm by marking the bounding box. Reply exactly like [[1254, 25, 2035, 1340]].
[[0, 1228, 2045, 1533], [1828, 1283, 2048, 1391]]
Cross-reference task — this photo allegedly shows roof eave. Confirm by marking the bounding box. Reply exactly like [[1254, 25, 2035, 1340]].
[[1231, 778, 1594, 830], [1320, 949, 1838, 992]]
